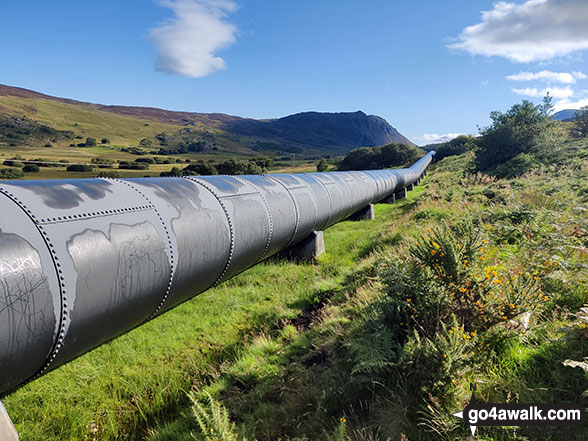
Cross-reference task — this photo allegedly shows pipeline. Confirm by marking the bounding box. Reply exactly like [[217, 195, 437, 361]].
[[0, 151, 434, 396]]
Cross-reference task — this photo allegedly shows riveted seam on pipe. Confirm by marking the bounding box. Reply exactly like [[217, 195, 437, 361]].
[[0, 186, 68, 383], [263, 175, 299, 248], [111, 179, 176, 319], [183, 177, 235, 287], [36, 205, 154, 225], [310, 176, 333, 231], [232, 176, 274, 263]]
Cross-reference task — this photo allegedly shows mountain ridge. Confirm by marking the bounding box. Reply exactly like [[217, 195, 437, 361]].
[[0, 83, 414, 154]]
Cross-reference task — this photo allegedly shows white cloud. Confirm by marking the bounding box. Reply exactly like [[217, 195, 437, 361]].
[[506, 70, 586, 84], [149, 0, 238, 78], [450, 0, 588, 62], [553, 97, 588, 111], [413, 133, 465, 145], [512, 86, 574, 98]]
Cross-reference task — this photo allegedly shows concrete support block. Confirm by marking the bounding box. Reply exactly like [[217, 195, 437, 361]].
[[0, 401, 19, 441], [348, 204, 375, 221], [395, 188, 407, 200], [381, 193, 396, 204], [280, 231, 325, 260], [407, 183, 414, 191]]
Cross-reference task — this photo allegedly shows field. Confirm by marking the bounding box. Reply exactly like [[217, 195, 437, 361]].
[[3, 136, 588, 440]]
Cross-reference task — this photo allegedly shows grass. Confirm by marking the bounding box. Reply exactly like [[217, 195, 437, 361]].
[[2, 181, 426, 440]]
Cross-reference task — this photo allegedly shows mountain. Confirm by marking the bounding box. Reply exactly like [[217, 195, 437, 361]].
[[553, 109, 580, 121], [224, 111, 413, 152], [0, 84, 413, 155]]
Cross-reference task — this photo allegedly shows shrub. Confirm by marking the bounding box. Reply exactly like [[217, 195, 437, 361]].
[[135, 157, 154, 164], [410, 220, 547, 332], [317, 158, 329, 172], [101, 138, 110, 144], [119, 162, 148, 170], [3, 160, 24, 167], [85, 137, 97, 147], [91, 158, 114, 168], [66, 164, 94, 172], [475, 99, 555, 171], [0, 168, 24, 179], [160, 167, 182, 177], [22, 164, 40, 173]]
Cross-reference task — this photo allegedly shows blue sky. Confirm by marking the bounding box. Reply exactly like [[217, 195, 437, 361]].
[[1, 0, 588, 144]]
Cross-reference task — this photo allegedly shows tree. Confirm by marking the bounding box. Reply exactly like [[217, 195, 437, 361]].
[[540, 92, 554, 118], [572, 106, 588, 138], [101, 138, 110, 144], [22, 164, 40, 173], [85, 137, 97, 147], [317, 158, 329, 172], [475, 99, 555, 171], [431, 135, 478, 161], [338, 143, 423, 171]]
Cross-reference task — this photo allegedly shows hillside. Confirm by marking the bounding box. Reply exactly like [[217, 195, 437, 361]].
[[0, 84, 413, 157]]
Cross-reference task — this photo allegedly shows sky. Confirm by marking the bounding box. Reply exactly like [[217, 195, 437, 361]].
[[1, 0, 588, 145]]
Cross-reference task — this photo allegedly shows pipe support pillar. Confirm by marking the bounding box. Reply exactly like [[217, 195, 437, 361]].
[[0, 401, 19, 441]]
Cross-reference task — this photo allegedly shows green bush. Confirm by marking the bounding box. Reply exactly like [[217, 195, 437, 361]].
[[317, 158, 329, 172], [160, 167, 182, 177], [66, 164, 94, 172], [475, 99, 555, 172], [3, 160, 24, 167], [119, 161, 148, 170], [22, 164, 40, 173], [338, 143, 423, 171], [183, 162, 218, 176], [431, 135, 478, 161], [0, 168, 25, 179]]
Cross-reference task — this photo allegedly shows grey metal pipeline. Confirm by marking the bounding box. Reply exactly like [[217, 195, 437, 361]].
[[0, 151, 434, 396]]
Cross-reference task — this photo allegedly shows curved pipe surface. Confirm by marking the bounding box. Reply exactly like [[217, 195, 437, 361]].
[[0, 151, 434, 396]]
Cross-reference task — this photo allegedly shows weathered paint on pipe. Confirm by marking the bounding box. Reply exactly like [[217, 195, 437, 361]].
[[0, 151, 434, 396]]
